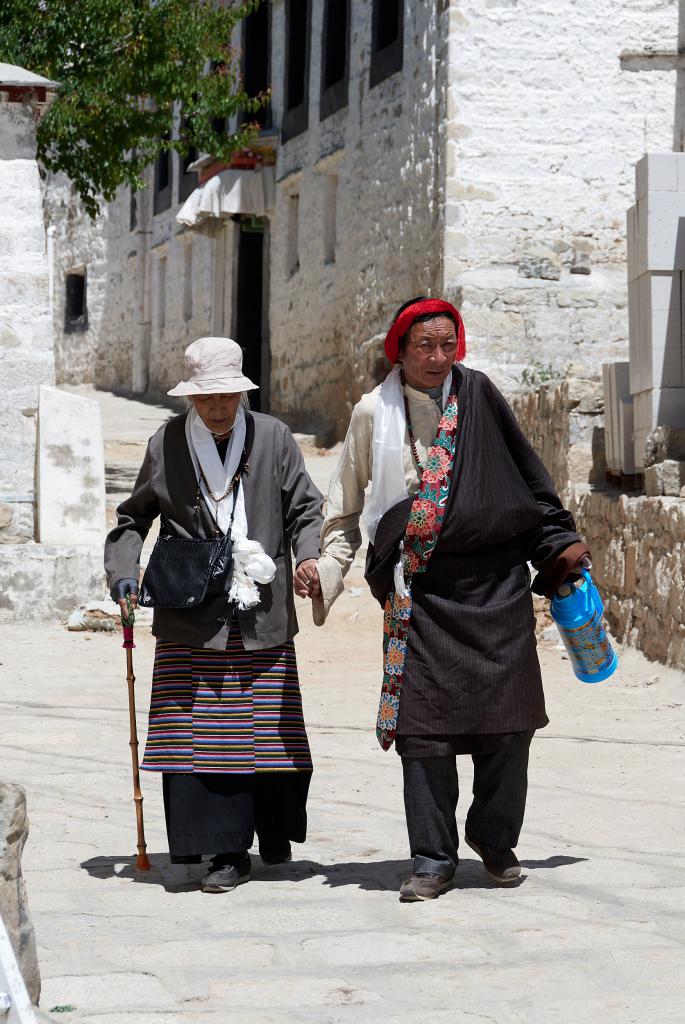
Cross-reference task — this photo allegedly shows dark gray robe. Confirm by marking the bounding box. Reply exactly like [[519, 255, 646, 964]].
[[104, 411, 323, 651], [367, 365, 581, 738]]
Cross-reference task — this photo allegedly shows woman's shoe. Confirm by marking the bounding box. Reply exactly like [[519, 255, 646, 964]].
[[259, 840, 292, 865], [201, 853, 251, 893]]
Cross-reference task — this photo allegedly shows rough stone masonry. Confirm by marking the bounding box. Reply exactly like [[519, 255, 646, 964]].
[[513, 378, 685, 670]]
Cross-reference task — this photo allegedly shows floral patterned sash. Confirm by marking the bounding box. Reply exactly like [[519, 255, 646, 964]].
[[376, 376, 460, 750]]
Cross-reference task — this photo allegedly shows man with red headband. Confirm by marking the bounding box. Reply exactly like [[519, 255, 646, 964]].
[[308, 296, 590, 902]]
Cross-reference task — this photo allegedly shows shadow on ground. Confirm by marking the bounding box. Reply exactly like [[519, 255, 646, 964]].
[[80, 852, 587, 895]]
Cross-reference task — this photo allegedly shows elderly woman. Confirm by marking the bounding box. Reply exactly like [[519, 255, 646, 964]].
[[312, 297, 591, 902], [105, 336, 323, 894]]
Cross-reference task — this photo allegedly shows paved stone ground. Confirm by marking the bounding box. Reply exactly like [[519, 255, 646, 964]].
[[3, 390, 684, 1022]]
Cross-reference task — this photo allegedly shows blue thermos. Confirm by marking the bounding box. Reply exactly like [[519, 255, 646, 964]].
[[550, 569, 618, 683]]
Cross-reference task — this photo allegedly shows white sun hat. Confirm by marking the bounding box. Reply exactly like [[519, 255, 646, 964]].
[[167, 337, 258, 396]]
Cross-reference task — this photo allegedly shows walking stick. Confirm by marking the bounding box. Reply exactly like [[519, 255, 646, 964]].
[[121, 595, 151, 871]]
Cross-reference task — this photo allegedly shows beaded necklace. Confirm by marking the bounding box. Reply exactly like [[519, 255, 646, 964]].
[[403, 392, 424, 475]]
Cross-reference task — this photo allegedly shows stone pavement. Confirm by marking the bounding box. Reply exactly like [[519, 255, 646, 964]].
[[2, 389, 684, 1022], [2, 586, 684, 1023]]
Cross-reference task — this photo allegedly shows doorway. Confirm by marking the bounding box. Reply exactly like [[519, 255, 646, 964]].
[[234, 217, 268, 412]]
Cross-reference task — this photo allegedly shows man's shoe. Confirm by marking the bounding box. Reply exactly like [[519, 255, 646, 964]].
[[465, 835, 521, 884], [201, 854, 251, 893], [399, 872, 452, 902], [259, 840, 292, 865]]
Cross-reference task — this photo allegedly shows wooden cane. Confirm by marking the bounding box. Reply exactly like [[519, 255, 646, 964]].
[[121, 596, 151, 871]]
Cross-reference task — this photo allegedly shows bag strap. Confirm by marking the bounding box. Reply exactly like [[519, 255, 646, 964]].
[[223, 410, 255, 537]]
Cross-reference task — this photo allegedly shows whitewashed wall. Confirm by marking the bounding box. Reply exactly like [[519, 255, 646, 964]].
[[0, 98, 55, 542], [443, 0, 679, 389], [46, 1, 685, 433], [47, 163, 216, 400], [268, 0, 445, 436]]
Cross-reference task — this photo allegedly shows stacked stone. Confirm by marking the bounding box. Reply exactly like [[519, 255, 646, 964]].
[[627, 154, 685, 472]]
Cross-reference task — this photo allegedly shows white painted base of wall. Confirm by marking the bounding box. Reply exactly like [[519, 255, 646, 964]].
[[0, 544, 105, 622]]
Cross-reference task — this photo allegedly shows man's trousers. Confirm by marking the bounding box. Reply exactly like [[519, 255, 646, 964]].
[[400, 731, 534, 878]]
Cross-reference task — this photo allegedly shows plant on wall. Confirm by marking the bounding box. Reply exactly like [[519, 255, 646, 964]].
[[0, 0, 266, 216]]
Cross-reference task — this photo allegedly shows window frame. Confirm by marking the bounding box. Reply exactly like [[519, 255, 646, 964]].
[[241, 0, 272, 130], [282, 0, 312, 142], [153, 135, 172, 214], [64, 270, 88, 333], [320, 0, 350, 121], [178, 147, 199, 203], [370, 0, 404, 89]]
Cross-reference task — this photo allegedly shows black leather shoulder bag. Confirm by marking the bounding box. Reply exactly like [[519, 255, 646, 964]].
[[138, 413, 253, 610]]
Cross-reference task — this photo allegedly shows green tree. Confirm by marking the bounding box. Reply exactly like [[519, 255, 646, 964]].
[[0, 0, 265, 216]]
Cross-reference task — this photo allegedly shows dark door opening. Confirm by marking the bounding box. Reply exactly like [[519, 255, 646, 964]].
[[235, 219, 266, 412]]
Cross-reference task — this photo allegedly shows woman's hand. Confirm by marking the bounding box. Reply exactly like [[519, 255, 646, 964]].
[[110, 578, 139, 616], [294, 559, 321, 599]]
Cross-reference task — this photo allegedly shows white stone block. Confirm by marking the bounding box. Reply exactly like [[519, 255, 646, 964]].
[[634, 153, 685, 200], [633, 387, 685, 465], [649, 344, 684, 388], [603, 361, 635, 475], [648, 272, 680, 311], [37, 386, 106, 545], [633, 427, 650, 470], [0, 543, 105, 621], [644, 460, 685, 496], [640, 191, 685, 274]]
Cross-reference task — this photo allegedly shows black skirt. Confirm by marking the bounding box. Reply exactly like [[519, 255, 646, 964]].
[[162, 770, 312, 857]]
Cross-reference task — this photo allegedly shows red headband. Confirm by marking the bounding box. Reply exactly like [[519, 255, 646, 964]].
[[384, 299, 466, 365]]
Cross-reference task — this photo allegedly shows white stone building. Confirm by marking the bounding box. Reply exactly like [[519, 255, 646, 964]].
[[48, 0, 683, 438], [1, 64, 106, 620]]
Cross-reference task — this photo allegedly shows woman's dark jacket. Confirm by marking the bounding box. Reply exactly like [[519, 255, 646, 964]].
[[104, 411, 323, 651], [366, 365, 584, 737]]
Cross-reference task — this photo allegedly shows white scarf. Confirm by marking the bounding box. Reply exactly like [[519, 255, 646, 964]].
[[361, 365, 452, 544], [185, 407, 275, 609]]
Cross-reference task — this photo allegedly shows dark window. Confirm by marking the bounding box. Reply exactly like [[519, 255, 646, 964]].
[[320, 0, 350, 120], [282, 0, 311, 142], [153, 133, 172, 214], [129, 189, 137, 231], [64, 272, 87, 332], [179, 144, 198, 203], [242, 2, 271, 129], [210, 62, 228, 138], [178, 106, 199, 202], [370, 0, 404, 88]]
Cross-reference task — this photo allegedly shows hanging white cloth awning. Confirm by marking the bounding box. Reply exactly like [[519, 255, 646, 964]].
[[177, 166, 275, 227]]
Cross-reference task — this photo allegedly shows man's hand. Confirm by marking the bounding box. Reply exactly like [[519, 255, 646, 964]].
[[294, 559, 321, 599], [110, 578, 139, 616]]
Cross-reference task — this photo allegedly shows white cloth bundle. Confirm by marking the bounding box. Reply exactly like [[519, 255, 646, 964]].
[[185, 408, 275, 609], [361, 365, 452, 544]]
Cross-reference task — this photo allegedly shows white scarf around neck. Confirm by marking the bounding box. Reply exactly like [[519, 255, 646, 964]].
[[185, 407, 275, 609], [361, 365, 452, 544]]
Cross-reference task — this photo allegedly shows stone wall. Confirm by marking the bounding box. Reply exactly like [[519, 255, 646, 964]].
[[510, 377, 606, 495], [444, 0, 678, 389], [571, 488, 685, 667], [513, 377, 685, 669]]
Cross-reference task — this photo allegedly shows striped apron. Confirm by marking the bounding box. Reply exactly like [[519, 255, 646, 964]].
[[141, 621, 312, 773]]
